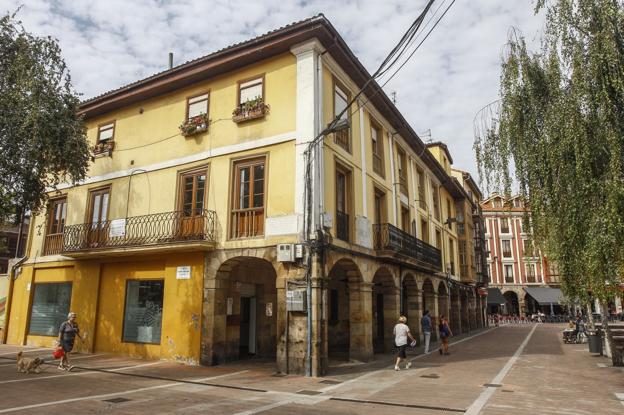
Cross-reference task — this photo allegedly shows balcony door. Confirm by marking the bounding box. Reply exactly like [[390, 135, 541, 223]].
[[335, 165, 352, 242], [179, 169, 207, 239], [231, 158, 265, 238], [43, 197, 67, 255], [87, 187, 110, 247]]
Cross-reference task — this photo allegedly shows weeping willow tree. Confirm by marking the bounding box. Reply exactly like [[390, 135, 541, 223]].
[[474, 0, 624, 365]]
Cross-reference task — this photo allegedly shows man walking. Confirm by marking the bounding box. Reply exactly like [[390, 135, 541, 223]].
[[421, 310, 432, 354]]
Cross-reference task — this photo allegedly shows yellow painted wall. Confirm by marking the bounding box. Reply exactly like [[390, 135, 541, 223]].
[[95, 253, 203, 364]]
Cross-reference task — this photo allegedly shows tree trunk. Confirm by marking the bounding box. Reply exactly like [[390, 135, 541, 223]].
[[601, 301, 623, 367], [586, 303, 595, 330]]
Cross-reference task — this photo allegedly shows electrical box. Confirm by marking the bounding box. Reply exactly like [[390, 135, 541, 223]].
[[294, 244, 304, 259], [277, 244, 295, 262], [286, 289, 307, 312]]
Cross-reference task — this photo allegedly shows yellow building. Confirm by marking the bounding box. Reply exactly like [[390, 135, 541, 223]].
[[3, 15, 485, 376]]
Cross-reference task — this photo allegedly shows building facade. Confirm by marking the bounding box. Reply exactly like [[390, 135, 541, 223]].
[[3, 16, 486, 376], [481, 194, 561, 316]]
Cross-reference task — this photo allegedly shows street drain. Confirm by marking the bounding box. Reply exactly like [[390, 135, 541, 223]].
[[297, 390, 323, 395], [420, 374, 439, 378], [102, 397, 132, 404], [483, 383, 502, 387], [319, 379, 342, 385]]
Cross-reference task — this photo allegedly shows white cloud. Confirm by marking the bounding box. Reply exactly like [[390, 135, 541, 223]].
[[1, 0, 545, 183]]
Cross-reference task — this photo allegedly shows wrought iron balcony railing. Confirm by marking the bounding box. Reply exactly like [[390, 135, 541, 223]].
[[61, 209, 217, 253], [372, 223, 441, 271]]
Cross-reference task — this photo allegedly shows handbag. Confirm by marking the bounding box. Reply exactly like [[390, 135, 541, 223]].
[[52, 346, 65, 359]]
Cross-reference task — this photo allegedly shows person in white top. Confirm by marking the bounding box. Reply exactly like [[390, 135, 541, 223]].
[[393, 315, 417, 371]]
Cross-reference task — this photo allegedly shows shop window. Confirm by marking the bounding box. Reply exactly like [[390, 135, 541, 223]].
[[28, 283, 72, 336], [123, 280, 164, 344]]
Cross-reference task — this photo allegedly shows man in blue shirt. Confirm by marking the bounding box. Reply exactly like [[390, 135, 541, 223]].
[[421, 310, 432, 354]]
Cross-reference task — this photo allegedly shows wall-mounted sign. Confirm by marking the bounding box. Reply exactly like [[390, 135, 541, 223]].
[[109, 218, 127, 238], [266, 302, 273, 317], [176, 266, 191, 280], [226, 297, 233, 316]]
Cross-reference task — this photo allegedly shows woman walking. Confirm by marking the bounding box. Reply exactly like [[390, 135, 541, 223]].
[[57, 312, 85, 371], [393, 316, 416, 371], [438, 315, 452, 355]]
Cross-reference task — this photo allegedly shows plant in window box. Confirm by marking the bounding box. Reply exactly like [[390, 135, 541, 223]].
[[232, 98, 269, 123], [92, 140, 115, 155], [179, 114, 210, 137]]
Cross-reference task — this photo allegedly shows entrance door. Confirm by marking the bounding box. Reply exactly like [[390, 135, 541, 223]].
[[239, 296, 257, 357]]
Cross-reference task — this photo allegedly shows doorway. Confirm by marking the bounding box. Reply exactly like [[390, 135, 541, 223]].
[[239, 296, 257, 357]]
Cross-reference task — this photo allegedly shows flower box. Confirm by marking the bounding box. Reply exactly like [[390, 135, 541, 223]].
[[92, 140, 115, 157], [179, 114, 210, 137], [232, 99, 269, 123]]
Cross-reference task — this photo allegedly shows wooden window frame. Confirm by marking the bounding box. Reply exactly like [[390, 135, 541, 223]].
[[396, 147, 408, 196], [335, 161, 353, 242], [400, 205, 410, 233], [237, 74, 265, 107], [371, 120, 384, 177], [43, 196, 67, 256], [332, 77, 352, 153], [185, 91, 210, 121], [47, 196, 68, 236], [177, 166, 210, 215], [373, 187, 387, 225], [86, 185, 111, 224], [229, 155, 267, 239], [97, 121, 116, 143]]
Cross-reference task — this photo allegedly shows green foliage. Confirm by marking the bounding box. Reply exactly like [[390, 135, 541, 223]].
[[474, 0, 624, 303], [0, 12, 89, 220]]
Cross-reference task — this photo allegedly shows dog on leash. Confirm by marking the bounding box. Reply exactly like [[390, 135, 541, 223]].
[[16, 351, 44, 374]]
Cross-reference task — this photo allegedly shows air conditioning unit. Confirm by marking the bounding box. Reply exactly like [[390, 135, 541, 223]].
[[277, 244, 295, 262]]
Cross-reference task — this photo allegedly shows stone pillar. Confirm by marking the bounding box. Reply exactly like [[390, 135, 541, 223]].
[[349, 281, 374, 362], [431, 291, 439, 342], [406, 288, 422, 345], [201, 275, 227, 366], [451, 292, 461, 335], [383, 287, 401, 352], [276, 276, 288, 374], [470, 294, 477, 330]]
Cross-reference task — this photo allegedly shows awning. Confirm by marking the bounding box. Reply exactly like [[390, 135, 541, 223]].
[[487, 288, 506, 305], [523, 287, 564, 305]]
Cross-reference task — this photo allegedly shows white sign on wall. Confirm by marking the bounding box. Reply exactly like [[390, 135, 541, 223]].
[[226, 297, 233, 316], [109, 218, 127, 238], [176, 266, 191, 280]]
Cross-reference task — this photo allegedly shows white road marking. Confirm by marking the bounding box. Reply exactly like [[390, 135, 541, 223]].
[[320, 327, 497, 393], [0, 348, 51, 356], [464, 324, 538, 415], [0, 360, 165, 384], [0, 370, 250, 413]]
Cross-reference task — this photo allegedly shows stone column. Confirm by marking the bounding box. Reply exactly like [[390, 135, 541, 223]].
[[431, 291, 439, 342], [406, 288, 422, 345], [201, 275, 228, 366], [349, 281, 374, 362], [275, 276, 288, 374], [383, 287, 401, 352]]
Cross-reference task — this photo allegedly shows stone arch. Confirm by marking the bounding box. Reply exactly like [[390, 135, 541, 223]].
[[326, 258, 371, 363], [372, 267, 399, 353], [401, 272, 421, 344], [450, 285, 461, 335], [469, 290, 477, 330], [503, 290, 520, 315], [421, 278, 437, 341], [202, 255, 278, 366]]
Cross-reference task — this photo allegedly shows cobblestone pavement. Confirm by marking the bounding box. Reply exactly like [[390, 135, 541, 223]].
[[0, 324, 622, 414]]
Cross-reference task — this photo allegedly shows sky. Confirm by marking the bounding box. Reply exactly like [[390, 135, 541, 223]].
[[1, 0, 545, 182]]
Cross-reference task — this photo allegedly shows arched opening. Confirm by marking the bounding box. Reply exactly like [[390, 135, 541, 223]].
[[475, 294, 483, 328], [327, 259, 369, 362], [402, 273, 420, 345], [524, 292, 539, 315], [460, 290, 470, 332], [450, 286, 461, 334], [438, 282, 449, 332], [422, 278, 437, 341], [504, 291, 520, 315], [372, 267, 398, 353], [469, 292, 477, 330], [208, 256, 278, 365]]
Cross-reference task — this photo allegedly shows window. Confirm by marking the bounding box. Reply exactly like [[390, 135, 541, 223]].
[[488, 265, 493, 283], [97, 122, 115, 142], [449, 238, 455, 275], [504, 264, 514, 283], [397, 147, 408, 195], [88, 187, 110, 225], [514, 199, 522, 208], [333, 81, 350, 152], [231, 158, 265, 238], [525, 263, 536, 283], [485, 240, 490, 257], [502, 240, 512, 258], [432, 182, 440, 220], [500, 217, 510, 234], [421, 218, 429, 243], [123, 280, 164, 344], [335, 165, 352, 241], [446, 199, 452, 229], [28, 283, 72, 336], [374, 189, 386, 225], [522, 239, 533, 257], [180, 170, 207, 216], [417, 168, 426, 209], [371, 123, 384, 176], [43, 197, 67, 255], [436, 229, 442, 250], [187, 93, 209, 120], [401, 206, 410, 233], [238, 76, 263, 106]]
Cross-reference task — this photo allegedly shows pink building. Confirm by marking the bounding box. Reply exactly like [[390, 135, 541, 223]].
[[481, 194, 562, 315]]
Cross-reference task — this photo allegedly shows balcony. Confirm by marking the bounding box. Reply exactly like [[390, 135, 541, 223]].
[[372, 223, 441, 271], [59, 209, 217, 257]]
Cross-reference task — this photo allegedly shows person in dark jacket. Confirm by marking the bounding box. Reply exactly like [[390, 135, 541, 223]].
[[57, 312, 85, 371]]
